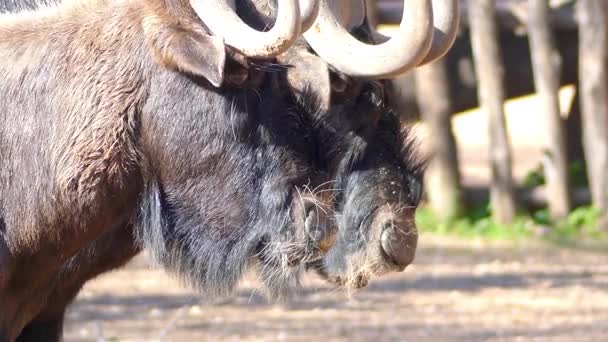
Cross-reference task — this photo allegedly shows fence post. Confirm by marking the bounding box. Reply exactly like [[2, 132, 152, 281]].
[[468, 0, 517, 224], [577, 0, 608, 223], [416, 60, 464, 222], [528, 0, 571, 221]]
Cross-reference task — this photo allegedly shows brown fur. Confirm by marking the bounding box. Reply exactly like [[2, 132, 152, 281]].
[[0, 0, 254, 339]]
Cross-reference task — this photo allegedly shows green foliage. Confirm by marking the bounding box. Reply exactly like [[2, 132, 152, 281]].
[[522, 164, 545, 188], [548, 206, 604, 241], [566, 205, 600, 228], [418, 160, 601, 246], [532, 208, 552, 226], [522, 160, 589, 189], [416, 205, 532, 241], [416, 203, 607, 245], [568, 160, 589, 187]]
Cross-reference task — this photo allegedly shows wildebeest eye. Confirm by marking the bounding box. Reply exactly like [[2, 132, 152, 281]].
[[355, 82, 385, 127], [408, 176, 423, 206], [330, 71, 350, 93]]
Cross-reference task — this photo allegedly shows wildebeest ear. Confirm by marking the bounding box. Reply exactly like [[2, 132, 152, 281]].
[[144, 20, 227, 87]]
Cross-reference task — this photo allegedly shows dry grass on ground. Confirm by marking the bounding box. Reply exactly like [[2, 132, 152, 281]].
[[64, 234, 608, 342]]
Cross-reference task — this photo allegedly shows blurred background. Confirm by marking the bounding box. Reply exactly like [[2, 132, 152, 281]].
[[64, 1, 608, 340]]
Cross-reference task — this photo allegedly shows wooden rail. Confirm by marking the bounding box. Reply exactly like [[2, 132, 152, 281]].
[[372, 0, 577, 31]]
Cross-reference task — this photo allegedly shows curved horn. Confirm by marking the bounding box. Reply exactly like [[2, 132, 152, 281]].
[[372, 0, 460, 65], [300, 0, 321, 32], [418, 0, 461, 64], [303, 0, 434, 78], [191, 0, 301, 58], [324, 0, 365, 31], [416, 0, 460, 65]]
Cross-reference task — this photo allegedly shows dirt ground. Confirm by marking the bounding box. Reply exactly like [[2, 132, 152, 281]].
[[63, 235, 608, 342]]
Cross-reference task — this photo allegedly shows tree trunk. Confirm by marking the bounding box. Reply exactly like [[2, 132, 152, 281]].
[[468, 0, 517, 224], [528, 0, 571, 221], [416, 59, 464, 222], [566, 87, 586, 168], [577, 0, 608, 221]]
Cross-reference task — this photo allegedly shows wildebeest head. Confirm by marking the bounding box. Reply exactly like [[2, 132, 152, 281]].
[[300, 81, 425, 289], [79, 0, 340, 298], [228, 0, 459, 289], [136, 70, 338, 298]]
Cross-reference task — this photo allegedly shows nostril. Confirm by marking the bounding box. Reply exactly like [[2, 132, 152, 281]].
[[304, 204, 336, 254], [382, 221, 396, 233], [380, 221, 417, 270], [305, 206, 323, 237], [304, 204, 317, 225]]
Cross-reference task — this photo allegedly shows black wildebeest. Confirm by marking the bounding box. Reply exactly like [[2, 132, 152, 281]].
[[0, 0, 459, 340], [283, 0, 458, 287]]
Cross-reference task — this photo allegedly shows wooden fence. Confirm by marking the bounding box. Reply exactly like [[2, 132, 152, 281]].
[[370, 0, 608, 225]]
